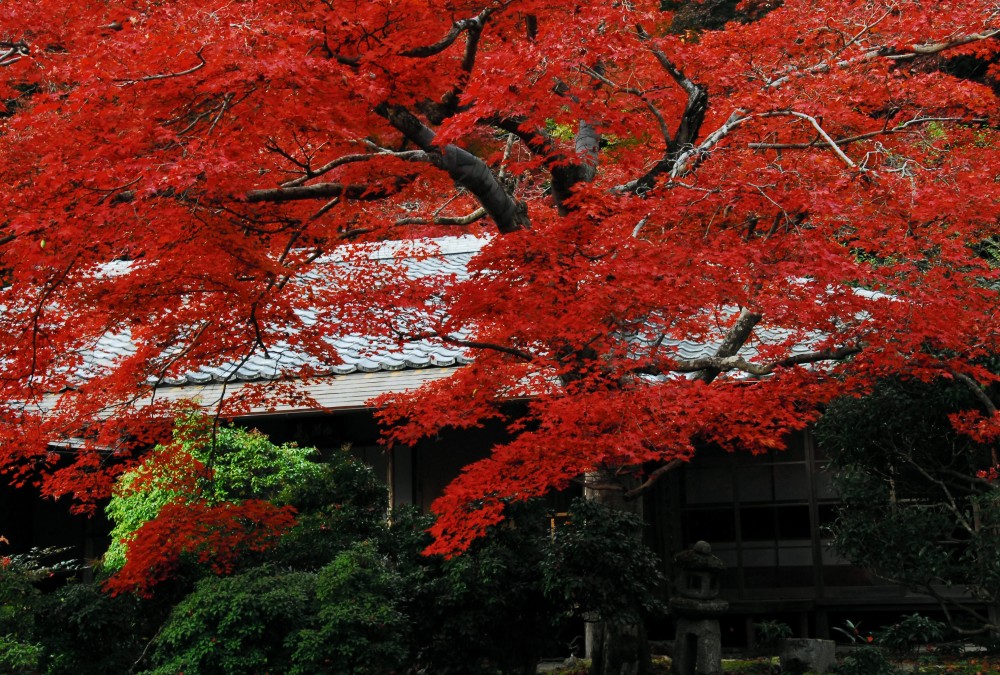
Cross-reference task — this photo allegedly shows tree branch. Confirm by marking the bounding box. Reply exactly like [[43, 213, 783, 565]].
[[278, 148, 429, 188], [403, 332, 536, 362], [636, 343, 861, 379], [489, 117, 596, 215], [950, 369, 999, 465], [624, 25, 709, 193], [670, 109, 749, 179], [0, 40, 29, 67], [398, 6, 497, 58], [378, 105, 529, 233], [395, 207, 486, 227], [759, 110, 857, 169], [244, 175, 415, 203], [694, 308, 763, 384], [748, 116, 988, 150], [114, 47, 207, 86], [767, 28, 1000, 89], [623, 459, 683, 500], [950, 370, 998, 417]]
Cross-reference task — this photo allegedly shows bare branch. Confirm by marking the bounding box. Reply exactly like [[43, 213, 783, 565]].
[[767, 28, 1000, 89], [748, 116, 988, 150], [583, 65, 672, 195], [279, 148, 430, 188], [245, 175, 415, 203], [582, 65, 672, 151], [759, 110, 857, 168], [114, 47, 207, 86]]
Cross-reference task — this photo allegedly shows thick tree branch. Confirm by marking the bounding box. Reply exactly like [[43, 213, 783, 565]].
[[624, 26, 709, 194], [694, 308, 763, 384], [639, 32, 708, 145], [625, 110, 747, 225], [398, 6, 497, 59], [490, 117, 596, 215], [636, 343, 861, 379], [0, 40, 29, 67], [409, 6, 497, 123], [395, 207, 486, 227], [379, 105, 528, 233], [670, 109, 749, 179]]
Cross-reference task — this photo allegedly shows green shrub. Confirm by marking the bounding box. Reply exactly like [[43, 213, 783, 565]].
[[817, 375, 1000, 633], [835, 645, 898, 675], [544, 497, 665, 622], [0, 566, 41, 642], [0, 547, 153, 675], [403, 499, 567, 675], [38, 581, 154, 675], [272, 447, 390, 569], [289, 542, 408, 674], [0, 634, 43, 674], [877, 613, 947, 655], [145, 566, 317, 675], [753, 619, 792, 655]]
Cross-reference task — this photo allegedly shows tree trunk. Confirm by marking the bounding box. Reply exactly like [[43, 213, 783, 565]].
[[584, 469, 652, 675]]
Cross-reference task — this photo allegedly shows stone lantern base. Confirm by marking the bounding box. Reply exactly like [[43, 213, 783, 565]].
[[672, 616, 724, 675]]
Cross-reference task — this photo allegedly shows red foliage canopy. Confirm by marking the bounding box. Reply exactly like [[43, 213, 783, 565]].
[[1, 0, 998, 555]]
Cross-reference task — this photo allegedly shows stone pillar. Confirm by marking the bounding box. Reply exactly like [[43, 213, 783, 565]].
[[669, 541, 728, 675]]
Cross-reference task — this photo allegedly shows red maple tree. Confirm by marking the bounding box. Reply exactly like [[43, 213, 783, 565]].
[[1, 0, 999, 604]]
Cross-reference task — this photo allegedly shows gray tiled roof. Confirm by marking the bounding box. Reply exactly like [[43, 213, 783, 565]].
[[75, 235, 845, 391], [72, 236, 484, 388]]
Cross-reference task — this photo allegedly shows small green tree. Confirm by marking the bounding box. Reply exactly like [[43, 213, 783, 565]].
[[104, 415, 325, 572]]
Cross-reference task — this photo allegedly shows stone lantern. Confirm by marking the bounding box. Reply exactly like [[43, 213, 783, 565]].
[[669, 540, 728, 675]]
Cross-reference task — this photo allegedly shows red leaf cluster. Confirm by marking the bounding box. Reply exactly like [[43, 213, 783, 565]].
[[104, 499, 296, 598]]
